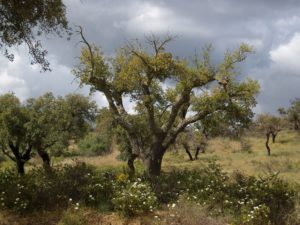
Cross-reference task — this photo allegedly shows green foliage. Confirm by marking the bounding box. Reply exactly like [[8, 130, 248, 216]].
[[240, 204, 270, 225], [0, 161, 296, 224], [287, 98, 300, 131], [256, 114, 285, 134], [0, 163, 116, 213], [112, 178, 158, 217], [0, 0, 69, 71], [0, 92, 97, 173], [73, 33, 260, 175], [150, 162, 296, 225], [77, 132, 111, 156]]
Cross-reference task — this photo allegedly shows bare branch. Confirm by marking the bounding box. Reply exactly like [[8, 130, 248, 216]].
[[76, 25, 95, 81]]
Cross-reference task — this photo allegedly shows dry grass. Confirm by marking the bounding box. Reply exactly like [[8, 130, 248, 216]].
[[60, 149, 125, 169], [1, 130, 299, 183], [162, 130, 300, 183]]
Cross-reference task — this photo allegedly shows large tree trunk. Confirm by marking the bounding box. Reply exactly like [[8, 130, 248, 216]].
[[37, 149, 51, 172], [143, 146, 164, 176], [16, 160, 25, 175], [266, 132, 271, 156]]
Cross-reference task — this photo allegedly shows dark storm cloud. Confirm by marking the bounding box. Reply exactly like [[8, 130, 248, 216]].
[[0, 0, 300, 113]]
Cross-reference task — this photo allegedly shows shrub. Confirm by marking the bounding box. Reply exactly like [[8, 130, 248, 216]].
[[0, 162, 116, 213], [240, 204, 270, 225], [159, 196, 226, 225], [112, 178, 158, 217], [77, 133, 111, 156], [149, 162, 296, 225]]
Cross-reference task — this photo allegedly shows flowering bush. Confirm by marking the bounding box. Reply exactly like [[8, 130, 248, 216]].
[[0, 162, 116, 213], [112, 178, 158, 216], [149, 161, 296, 225], [241, 204, 270, 225], [0, 160, 297, 225]]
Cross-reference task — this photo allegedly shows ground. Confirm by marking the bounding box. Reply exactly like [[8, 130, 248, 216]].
[[0, 130, 299, 224]]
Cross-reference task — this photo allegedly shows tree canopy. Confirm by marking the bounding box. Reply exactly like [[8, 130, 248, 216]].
[[0, 92, 97, 174], [73, 31, 259, 176], [287, 98, 300, 132], [256, 114, 286, 156], [0, 0, 69, 71]]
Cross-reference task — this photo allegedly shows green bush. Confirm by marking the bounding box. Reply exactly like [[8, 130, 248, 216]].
[[77, 133, 111, 156], [0, 162, 116, 213], [112, 178, 158, 217], [0, 160, 297, 224], [149, 162, 296, 225]]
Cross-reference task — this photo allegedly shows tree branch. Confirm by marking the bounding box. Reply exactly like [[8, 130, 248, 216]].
[[1, 147, 16, 162], [76, 26, 95, 80]]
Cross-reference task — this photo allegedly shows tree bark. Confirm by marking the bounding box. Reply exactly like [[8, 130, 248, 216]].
[[195, 146, 200, 160], [183, 143, 194, 161], [127, 154, 138, 177], [16, 160, 25, 175], [271, 132, 277, 143], [37, 149, 51, 172], [143, 148, 164, 176], [266, 132, 271, 156]]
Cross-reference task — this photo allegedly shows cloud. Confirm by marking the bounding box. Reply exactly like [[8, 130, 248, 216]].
[[270, 32, 300, 73], [251, 32, 300, 114], [1, 0, 300, 114]]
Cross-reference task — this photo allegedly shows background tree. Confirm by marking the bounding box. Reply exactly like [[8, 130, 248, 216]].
[[0, 93, 32, 174], [0, 92, 97, 174], [194, 92, 255, 139], [256, 114, 285, 156], [287, 98, 300, 132], [73, 30, 259, 176], [26, 93, 97, 168], [176, 127, 207, 161], [0, 0, 69, 71], [77, 108, 115, 156]]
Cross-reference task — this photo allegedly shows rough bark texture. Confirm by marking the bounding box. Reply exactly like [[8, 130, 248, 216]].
[[16, 160, 25, 175], [143, 148, 164, 176]]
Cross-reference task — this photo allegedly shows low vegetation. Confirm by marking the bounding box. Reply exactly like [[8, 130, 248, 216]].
[[0, 160, 299, 225]]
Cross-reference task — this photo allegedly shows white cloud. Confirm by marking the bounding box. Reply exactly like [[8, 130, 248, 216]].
[[270, 32, 300, 73], [114, 2, 210, 37]]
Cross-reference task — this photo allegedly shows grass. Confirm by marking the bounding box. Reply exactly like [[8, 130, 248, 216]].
[[162, 130, 300, 183], [1, 130, 299, 183]]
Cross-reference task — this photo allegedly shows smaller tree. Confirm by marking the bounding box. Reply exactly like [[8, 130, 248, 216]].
[[0, 93, 32, 174], [256, 114, 285, 156], [287, 98, 300, 132], [26, 93, 97, 169], [0, 93, 97, 174], [176, 128, 207, 161]]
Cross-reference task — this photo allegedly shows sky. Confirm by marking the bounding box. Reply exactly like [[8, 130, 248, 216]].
[[0, 0, 300, 114]]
